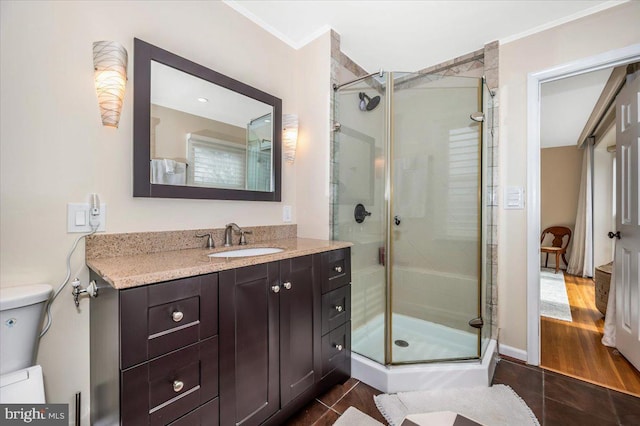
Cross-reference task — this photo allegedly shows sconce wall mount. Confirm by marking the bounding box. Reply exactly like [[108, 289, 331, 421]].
[[283, 114, 299, 164], [93, 41, 128, 128]]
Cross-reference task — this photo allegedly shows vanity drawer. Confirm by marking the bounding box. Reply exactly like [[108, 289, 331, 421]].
[[121, 274, 218, 368], [321, 322, 351, 377], [167, 398, 218, 426], [148, 296, 200, 336], [320, 248, 351, 294], [321, 285, 350, 335], [121, 337, 218, 425]]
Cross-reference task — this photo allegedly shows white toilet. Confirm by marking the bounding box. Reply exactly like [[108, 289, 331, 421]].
[[0, 284, 52, 403]]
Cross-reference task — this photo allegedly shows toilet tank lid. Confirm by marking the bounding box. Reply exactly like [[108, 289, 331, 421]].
[[0, 284, 52, 311]]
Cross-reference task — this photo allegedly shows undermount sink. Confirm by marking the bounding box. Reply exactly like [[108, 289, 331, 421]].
[[208, 247, 284, 258]]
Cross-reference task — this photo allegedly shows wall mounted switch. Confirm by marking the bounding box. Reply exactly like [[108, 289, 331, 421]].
[[75, 210, 86, 226], [68, 203, 106, 233]]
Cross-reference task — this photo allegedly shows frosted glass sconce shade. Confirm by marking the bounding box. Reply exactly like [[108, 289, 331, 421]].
[[93, 41, 128, 128], [283, 114, 299, 164]]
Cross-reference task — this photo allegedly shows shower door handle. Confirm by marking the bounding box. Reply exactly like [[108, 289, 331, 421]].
[[468, 317, 484, 329], [394, 216, 401, 226]]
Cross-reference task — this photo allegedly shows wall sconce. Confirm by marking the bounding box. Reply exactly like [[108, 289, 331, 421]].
[[93, 41, 128, 128], [283, 114, 299, 164]]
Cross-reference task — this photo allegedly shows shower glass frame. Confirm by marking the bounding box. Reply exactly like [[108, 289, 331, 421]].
[[332, 71, 493, 366]]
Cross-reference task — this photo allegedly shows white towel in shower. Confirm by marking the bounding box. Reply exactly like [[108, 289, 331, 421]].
[[151, 159, 187, 185]]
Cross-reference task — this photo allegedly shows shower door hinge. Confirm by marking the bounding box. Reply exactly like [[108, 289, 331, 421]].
[[468, 317, 484, 329]]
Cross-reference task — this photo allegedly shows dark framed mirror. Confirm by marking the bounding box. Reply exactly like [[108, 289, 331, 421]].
[[133, 38, 282, 201]]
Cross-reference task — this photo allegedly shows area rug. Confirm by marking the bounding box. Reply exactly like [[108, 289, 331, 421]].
[[374, 384, 540, 426], [540, 268, 572, 322], [334, 406, 383, 426]]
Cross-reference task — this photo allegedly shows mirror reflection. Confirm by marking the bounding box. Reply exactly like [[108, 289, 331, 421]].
[[150, 61, 274, 191]]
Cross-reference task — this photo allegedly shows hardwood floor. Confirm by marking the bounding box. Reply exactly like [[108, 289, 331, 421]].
[[541, 271, 640, 396]]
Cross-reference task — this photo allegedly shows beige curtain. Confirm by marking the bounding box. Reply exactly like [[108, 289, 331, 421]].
[[567, 142, 593, 277]]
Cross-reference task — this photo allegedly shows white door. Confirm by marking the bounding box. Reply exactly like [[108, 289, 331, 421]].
[[615, 71, 640, 371]]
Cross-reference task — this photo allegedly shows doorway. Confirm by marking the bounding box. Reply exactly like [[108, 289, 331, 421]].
[[527, 44, 640, 395]]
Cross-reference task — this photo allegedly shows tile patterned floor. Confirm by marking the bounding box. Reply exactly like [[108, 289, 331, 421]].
[[285, 357, 640, 425], [284, 378, 386, 425], [492, 358, 640, 426]]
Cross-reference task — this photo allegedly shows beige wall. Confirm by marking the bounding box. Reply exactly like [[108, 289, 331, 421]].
[[295, 34, 332, 239], [0, 1, 330, 423], [498, 1, 640, 351], [540, 146, 582, 267]]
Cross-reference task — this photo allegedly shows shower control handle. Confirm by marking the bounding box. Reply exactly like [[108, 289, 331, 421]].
[[354, 204, 372, 223], [394, 216, 401, 226], [172, 311, 184, 323], [335, 305, 343, 313], [334, 344, 343, 351]]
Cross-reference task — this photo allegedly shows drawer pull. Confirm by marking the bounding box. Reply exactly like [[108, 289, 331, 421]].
[[171, 311, 184, 323], [334, 344, 343, 351], [271, 285, 281, 293], [283, 281, 292, 290], [173, 380, 184, 393], [334, 265, 343, 273], [335, 305, 343, 313]]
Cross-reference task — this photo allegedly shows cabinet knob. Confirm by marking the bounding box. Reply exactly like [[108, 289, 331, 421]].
[[335, 305, 343, 313], [333, 344, 343, 351], [173, 380, 184, 392], [283, 281, 292, 290], [172, 311, 184, 322], [334, 265, 343, 273], [271, 285, 281, 293]]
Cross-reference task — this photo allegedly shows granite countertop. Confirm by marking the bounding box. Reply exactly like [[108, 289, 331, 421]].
[[87, 238, 352, 289]]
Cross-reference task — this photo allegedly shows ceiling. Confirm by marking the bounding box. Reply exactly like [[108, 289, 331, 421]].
[[224, 0, 624, 72], [224, 1, 625, 148], [540, 67, 613, 148]]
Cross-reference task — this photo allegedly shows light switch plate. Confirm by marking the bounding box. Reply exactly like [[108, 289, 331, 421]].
[[504, 186, 525, 210], [68, 203, 106, 233]]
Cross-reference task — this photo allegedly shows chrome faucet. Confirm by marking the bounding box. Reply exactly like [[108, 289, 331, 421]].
[[224, 223, 252, 246], [196, 232, 215, 249], [224, 223, 240, 247]]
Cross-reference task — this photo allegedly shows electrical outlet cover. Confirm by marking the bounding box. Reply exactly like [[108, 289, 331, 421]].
[[283, 205, 292, 223], [67, 203, 106, 233]]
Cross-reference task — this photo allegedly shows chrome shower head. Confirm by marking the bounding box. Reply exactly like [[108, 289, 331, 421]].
[[359, 92, 381, 111]]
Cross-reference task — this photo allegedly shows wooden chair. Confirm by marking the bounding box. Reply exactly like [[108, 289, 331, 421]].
[[540, 226, 572, 273]]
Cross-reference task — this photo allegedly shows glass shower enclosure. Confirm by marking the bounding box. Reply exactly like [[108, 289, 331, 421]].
[[332, 71, 494, 365]]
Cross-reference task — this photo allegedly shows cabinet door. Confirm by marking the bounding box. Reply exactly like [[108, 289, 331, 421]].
[[279, 255, 321, 406], [219, 263, 280, 426]]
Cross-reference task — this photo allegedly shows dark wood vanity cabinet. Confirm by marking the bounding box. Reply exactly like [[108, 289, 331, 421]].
[[218, 255, 321, 426], [218, 249, 351, 426], [90, 273, 220, 426], [90, 247, 351, 426]]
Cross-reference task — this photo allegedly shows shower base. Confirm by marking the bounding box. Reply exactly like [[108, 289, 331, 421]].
[[351, 313, 498, 393]]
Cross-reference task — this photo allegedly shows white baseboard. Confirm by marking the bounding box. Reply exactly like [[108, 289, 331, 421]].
[[498, 343, 528, 362]]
